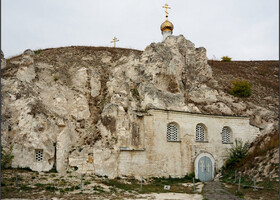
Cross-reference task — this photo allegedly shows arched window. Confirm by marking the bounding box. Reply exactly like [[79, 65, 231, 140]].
[[167, 123, 179, 141], [221, 127, 231, 144], [196, 124, 206, 142]]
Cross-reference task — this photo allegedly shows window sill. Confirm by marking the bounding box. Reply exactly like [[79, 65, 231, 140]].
[[120, 147, 146, 151], [195, 141, 209, 143], [167, 140, 182, 143]]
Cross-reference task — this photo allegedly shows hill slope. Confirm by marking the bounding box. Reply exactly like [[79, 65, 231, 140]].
[[1, 36, 278, 179]]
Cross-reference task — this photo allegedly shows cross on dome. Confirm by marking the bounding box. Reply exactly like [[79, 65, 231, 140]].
[[160, 3, 174, 40], [162, 3, 171, 18]]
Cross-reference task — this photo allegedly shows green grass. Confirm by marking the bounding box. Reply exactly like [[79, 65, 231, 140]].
[[84, 180, 91, 185], [93, 185, 106, 193], [102, 175, 198, 193], [45, 185, 58, 191], [34, 49, 42, 55], [34, 183, 45, 187], [20, 184, 31, 191], [65, 186, 75, 191]]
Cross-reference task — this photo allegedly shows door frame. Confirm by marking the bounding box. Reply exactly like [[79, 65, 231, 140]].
[[194, 152, 215, 181]]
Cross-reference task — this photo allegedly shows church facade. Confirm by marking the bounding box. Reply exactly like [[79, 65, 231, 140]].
[[93, 109, 259, 181], [3, 3, 261, 183]]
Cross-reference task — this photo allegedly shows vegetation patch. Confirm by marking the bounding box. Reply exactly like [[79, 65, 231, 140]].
[[1, 146, 14, 170], [224, 139, 250, 169], [20, 184, 31, 191], [34, 49, 42, 55], [221, 56, 232, 62], [93, 185, 106, 193], [102, 174, 198, 193], [229, 79, 252, 98]]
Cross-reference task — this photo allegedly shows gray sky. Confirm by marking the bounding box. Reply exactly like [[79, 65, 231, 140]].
[[2, 0, 279, 60]]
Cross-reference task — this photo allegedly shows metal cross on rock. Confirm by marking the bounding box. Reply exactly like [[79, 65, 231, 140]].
[[111, 37, 119, 48]]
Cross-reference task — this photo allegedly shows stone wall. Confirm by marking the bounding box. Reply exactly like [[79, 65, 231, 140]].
[[93, 109, 259, 178], [1, 35, 274, 178]]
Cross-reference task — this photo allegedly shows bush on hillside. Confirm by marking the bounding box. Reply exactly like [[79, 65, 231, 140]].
[[229, 80, 252, 97], [221, 56, 232, 62], [225, 139, 250, 168], [1, 146, 14, 169]]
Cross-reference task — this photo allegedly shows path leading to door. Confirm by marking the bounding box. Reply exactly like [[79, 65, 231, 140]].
[[203, 181, 243, 200]]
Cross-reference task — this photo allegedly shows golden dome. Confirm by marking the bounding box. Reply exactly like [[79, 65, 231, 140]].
[[160, 19, 174, 33]]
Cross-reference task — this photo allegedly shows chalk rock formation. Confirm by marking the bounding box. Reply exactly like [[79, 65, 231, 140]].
[[1, 35, 277, 176], [1, 50, 6, 70]]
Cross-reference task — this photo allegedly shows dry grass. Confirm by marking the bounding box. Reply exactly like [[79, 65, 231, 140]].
[[222, 179, 279, 200], [239, 131, 279, 169]]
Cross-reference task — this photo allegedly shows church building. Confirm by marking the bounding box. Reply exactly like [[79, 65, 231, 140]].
[[94, 109, 259, 181], [91, 5, 259, 181], [4, 3, 261, 183]]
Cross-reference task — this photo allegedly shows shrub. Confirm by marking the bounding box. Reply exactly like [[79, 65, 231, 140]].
[[221, 56, 232, 62], [84, 180, 91, 185], [225, 139, 250, 168], [1, 146, 14, 169], [53, 76, 59, 82], [235, 190, 244, 198], [45, 185, 57, 191], [229, 80, 252, 98], [184, 172, 195, 180], [20, 184, 31, 191], [34, 49, 42, 55]]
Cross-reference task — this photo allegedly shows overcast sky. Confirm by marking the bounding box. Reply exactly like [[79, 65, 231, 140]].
[[1, 0, 279, 60]]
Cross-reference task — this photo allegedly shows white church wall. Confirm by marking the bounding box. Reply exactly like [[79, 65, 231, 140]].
[[113, 109, 259, 178]]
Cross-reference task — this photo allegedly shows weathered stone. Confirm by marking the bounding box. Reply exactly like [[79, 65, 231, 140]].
[[204, 102, 233, 115], [1, 50, 6, 70], [16, 66, 36, 83], [0, 35, 273, 180], [23, 49, 35, 56], [189, 85, 218, 104], [72, 67, 88, 92], [90, 77, 101, 97], [20, 49, 34, 66], [1, 50, 4, 59]]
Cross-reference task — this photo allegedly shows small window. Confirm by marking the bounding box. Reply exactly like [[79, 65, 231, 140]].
[[221, 127, 231, 144], [196, 124, 206, 142], [167, 123, 179, 141], [35, 149, 43, 162]]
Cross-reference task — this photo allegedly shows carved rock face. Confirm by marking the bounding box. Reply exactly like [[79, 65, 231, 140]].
[[1, 35, 277, 176]]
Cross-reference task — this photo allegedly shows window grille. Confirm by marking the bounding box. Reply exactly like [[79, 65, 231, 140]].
[[167, 123, 179, 141], [35, 149, 43, 162], [196, 124, 205, 141], [222, 127, 231, 143]]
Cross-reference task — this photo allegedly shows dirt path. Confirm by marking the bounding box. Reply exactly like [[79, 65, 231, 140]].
[[2, 193, 203, 200], [203, 181, 242, 200], [126, 193, 203, 200]]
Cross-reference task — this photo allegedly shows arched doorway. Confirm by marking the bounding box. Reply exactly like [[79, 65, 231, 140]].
[[194, 152, 215, 182]]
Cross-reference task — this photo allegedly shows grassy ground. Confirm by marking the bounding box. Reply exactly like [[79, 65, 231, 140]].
[[221, 170, 279, 200], [102, 176, 200, 194], [1, 169, 202, 199]]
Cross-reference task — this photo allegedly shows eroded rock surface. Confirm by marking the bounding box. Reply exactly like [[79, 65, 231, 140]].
[[1, 35, 278, 178]]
